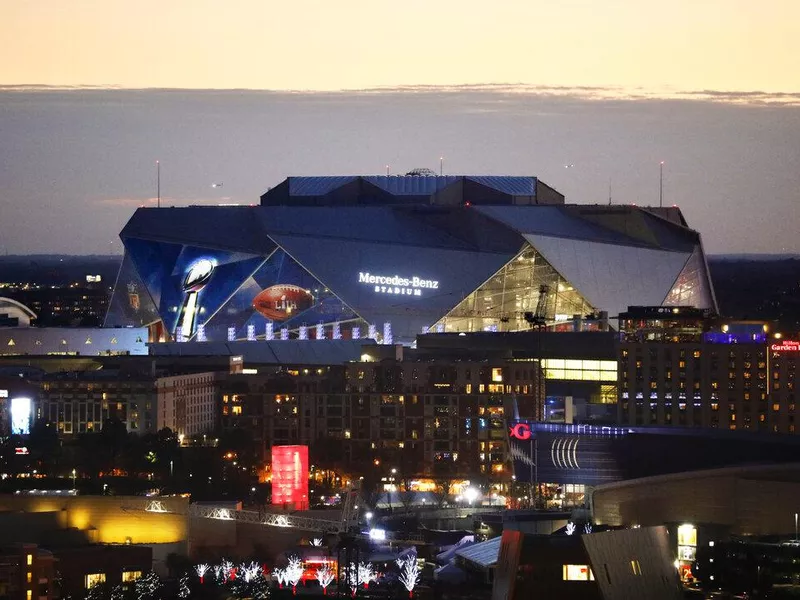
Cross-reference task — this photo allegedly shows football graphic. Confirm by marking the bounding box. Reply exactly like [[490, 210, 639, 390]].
[[252, 284, 315, 321]]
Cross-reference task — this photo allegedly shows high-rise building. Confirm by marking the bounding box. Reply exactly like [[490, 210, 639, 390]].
[[618, 307, 798, 433], [41, 369, 157, 435], [156, 372, 221, 438]]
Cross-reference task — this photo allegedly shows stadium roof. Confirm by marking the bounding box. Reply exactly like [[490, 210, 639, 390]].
[[261, 174, 562, 207]]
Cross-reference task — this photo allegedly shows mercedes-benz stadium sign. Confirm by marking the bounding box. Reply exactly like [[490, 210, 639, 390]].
[[358, 272, 439, 296]]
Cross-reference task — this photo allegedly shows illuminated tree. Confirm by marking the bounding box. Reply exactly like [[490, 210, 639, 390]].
[[220, 559, 235, 582], [565, 522, 576, 536], [584, 523, 593, 534], [240, 562, 261, 583], [109, 584, 127, 600], [357, 562, 377, 589], [311, 538, 323, 547], [84, 581, 107, 600], [398, 555, 420, 598], [315, 564, 335, 596], [250, 573, 270, 599], [272, 567, 287, 588], [194, 563, 210, 584], [134, 572, 162, 600], [285, 556, 304, 594], [178, 574, 190, 599], [213, 565, 224, 584]]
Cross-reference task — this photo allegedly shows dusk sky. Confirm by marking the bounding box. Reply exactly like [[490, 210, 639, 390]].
[[0, 1, 798, 255]]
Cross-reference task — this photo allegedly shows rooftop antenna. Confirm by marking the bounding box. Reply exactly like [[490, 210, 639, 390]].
[[440, 156, 444, 176], [659, 161, 664, 208], [608, 178, 612, 206], [156, 160, 161, 208]]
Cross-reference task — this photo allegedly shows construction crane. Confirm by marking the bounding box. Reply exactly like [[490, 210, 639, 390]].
[[523, 284, 550, 330]]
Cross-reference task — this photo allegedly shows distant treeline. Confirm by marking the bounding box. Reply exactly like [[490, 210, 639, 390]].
[[708, 257, 800, 332], [0, 255, 122, 286]]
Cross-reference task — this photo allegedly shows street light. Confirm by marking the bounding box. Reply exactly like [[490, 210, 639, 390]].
[[463, 487, 480, 506], [71, 469, 76, 490]]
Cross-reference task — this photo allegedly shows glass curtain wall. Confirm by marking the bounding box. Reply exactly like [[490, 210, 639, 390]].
[[663, 247, 714, 309], [431, 245, 595, 333]]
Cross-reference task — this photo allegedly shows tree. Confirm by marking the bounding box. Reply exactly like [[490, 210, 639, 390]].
[[109, 584, 128, 600], [177, 574, 190, 599], [194, 563, 209, 584], [84, 581, 108, 600], [398, 555, 420, 599], [134, 572, 162, 600], [272, 567, 287, 589], [357, 562, 377, 589], [285, 556, 304, 594], [28, 419, 60, 475], [315, 565, 334, 596], [220, 559, 235, 582], [433, 478, 453, 509]]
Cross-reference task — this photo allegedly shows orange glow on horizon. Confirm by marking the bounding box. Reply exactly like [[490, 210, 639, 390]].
[[0, 1, 797, 96]]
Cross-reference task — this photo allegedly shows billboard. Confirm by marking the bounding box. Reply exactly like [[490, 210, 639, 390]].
[[121, 240, 360, 341], [10, 397, 32, 435], [271, 445, 309, 510]]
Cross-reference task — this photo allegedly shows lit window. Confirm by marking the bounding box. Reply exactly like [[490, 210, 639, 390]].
[[491, 368, 503, 383], [677, 524, 697, 546], [629, 560, 642, 575], [344, 430, 351, 439], [27, 571, 32, 583], [85, 573, 106, 589], [26, 554, 32, 566], [231, 406, 242, 415], [563, 564, 594, 581], [122, 571, 142, 582], [26, 591, 32, 600]]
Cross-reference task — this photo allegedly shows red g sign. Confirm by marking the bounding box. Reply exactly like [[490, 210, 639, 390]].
[[509, 422, 532, 440]]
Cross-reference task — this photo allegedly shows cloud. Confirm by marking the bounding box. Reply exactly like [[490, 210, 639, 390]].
[[1, 83, 798, 106]]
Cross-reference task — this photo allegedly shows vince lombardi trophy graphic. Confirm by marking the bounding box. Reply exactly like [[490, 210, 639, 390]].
[[175, 259, 214, 340]]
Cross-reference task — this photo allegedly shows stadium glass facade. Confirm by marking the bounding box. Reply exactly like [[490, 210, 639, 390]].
[[106, 174, 716, 344]]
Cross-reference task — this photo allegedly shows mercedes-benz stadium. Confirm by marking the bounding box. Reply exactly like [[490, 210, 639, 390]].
[[105, 174, 716, 344]]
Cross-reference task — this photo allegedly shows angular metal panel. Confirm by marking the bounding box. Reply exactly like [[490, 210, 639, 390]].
[[524, 234, 691, 318], [267, 233, 516, 342]]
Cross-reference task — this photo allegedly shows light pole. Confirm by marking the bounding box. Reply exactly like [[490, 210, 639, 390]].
[[156, 160, 161, 208], [659, 161, 664, 208], [71, 468, 76, 490], [794, 512, 797, 541]]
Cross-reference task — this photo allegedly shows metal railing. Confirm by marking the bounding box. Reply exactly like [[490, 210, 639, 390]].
[[130, 499, 426, 542], [186, 504, 343, 534]]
